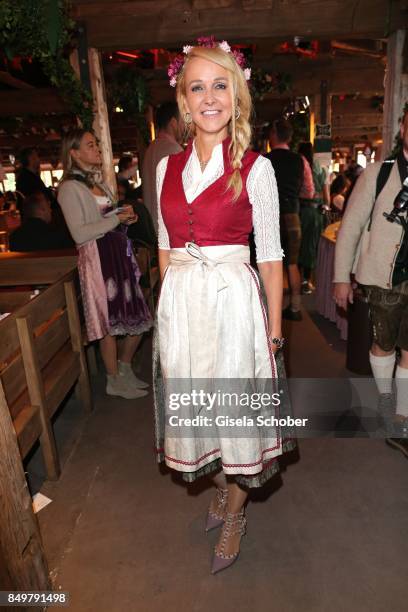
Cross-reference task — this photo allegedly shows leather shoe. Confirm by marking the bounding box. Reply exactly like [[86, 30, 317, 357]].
[[282, 306, 302, 321]]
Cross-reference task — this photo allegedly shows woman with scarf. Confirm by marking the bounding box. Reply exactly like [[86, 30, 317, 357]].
[[58, 129, 153, 400], [154, 39, 296, 574]]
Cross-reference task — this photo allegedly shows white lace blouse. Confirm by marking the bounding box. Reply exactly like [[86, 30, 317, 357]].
[[156, 140, 284, 262]]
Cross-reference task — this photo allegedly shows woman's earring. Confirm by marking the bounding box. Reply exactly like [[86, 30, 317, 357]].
[[184, 112, 192, 125], [235, 106, 241, 120]]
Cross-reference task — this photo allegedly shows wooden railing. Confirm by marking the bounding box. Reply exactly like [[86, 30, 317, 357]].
[[0, 251, 90, 593], [0, 267, 92, 479]]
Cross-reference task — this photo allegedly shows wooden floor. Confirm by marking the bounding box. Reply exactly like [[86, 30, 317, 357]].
[[33, 296, 408, 612]]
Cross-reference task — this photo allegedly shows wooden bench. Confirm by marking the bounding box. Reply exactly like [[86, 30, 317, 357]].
[[0, 258, 92, 480], [0, 250, 99, 374]]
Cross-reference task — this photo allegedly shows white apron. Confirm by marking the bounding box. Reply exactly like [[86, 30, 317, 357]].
[[156, 242, 284, 476]]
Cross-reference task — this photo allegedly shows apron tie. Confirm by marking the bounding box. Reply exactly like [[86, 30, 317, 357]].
[[167, 243, 249, 378]]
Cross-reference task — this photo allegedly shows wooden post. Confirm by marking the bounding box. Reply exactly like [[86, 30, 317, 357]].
[[382, 29, 408, 158], [16, 316, 61, 481], [88, 47, 117, 195], [0, 381, 50, 592], [85, 343, 99, 377], [64, 280, 93, 413]]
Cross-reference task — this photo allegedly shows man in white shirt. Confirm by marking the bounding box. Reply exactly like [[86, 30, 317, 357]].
[[142, 102, 183, 232]]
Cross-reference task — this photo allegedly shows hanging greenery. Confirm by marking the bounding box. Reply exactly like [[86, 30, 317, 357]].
[[0, 0, 93, 130], [107, 65, 150, 143], [250, 68, 291, 101]]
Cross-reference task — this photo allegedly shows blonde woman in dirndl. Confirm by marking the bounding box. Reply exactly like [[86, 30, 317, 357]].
[[153, 38, 295, 574]]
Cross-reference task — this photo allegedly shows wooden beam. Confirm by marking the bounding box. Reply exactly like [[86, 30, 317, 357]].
[[0, 88, 68, 116], [332, 125, 381, 135], [0, 253, 77, 286], [382, 29, 408, 157], [331, 40, 385, 59], [16, 316, 61, 481], [0, 381, 50, 591], [71, 0, 407, 49], [88, 48, 117, 194], [64, 280, 93, 413], [332, 113, 383, 128], [332, 97, 383, 115], [0, 72, 35, 90]]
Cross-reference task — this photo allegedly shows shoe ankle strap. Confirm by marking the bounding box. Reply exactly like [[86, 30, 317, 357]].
[[216, 488, 228, 503], [224, 510, 246, 529], [220, 512, 246, 542]]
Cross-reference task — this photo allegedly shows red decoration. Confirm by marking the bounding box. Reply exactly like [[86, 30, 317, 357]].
[[279, 40, 319, 59]]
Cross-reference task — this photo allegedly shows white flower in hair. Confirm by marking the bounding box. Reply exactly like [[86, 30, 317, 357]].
[[219, 41, 231, 53], [170, 76, 177, 87], [244, 68, 251, 80], [183, 45, 193, 54]]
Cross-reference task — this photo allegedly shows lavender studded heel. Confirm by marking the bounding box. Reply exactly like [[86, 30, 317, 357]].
[[211, 509, 246, 574], [205, 488, 228, 532]]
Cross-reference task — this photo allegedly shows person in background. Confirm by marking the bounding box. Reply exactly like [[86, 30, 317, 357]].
[[142, 101, 183, 232], [9, 191, 73, 252], [3, 191, 18, 212], [16, 147, 50, 203], [344, 161, 364, 206], [117, 155, 137, 198], [330, 174, 350, 215], [265, 118, 305, 321], [58, 129, 153, 400], [298, 147, 315, 203], [117, 180, 157, 249], [298, 141, 329, 294], [117, 179, 130, 203], [333, 108, 408, 457]]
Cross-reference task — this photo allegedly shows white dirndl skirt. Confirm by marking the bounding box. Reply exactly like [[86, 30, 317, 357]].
[[153, 243, 289, 481]]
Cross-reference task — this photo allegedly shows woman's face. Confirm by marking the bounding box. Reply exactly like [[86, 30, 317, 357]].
[[71, 132, 102, 168], [183, 56, 232, 139]]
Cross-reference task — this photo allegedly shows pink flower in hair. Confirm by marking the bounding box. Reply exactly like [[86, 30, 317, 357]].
[[168, 55, 185, 86], [197, 35, 216, 48], [167, 37, 251, 87], [219, 40, 231, 53], [232, 49, 245, 68]]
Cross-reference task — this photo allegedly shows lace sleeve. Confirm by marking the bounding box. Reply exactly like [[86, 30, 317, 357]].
[[156, 156, 170, 249], [247, 155, 284, 262]]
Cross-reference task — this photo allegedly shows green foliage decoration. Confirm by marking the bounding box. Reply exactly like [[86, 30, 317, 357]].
[[250, 68, 291, 101], [108, 65, 150, 144], [0, 0, 93, 130]]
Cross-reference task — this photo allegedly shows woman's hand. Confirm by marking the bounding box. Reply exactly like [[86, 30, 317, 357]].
[[257, 260, 284, 355], [268, 331, 283, 354], [333, 282, 353, 310], [116, 204, 138, 225]]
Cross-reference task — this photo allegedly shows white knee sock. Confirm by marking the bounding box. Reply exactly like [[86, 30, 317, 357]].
[[369, 351, 396, 395], [395, 365, 408, 418]]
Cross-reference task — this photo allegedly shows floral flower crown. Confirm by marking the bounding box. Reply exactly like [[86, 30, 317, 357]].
[[168, 36, 251, 87]]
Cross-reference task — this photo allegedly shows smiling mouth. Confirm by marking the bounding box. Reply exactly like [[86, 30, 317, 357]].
[[201, 110, 221, 116]]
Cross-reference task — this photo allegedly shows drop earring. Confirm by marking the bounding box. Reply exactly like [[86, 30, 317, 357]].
[[235, 106, 241, 120], [184, 112, 192, 124]]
